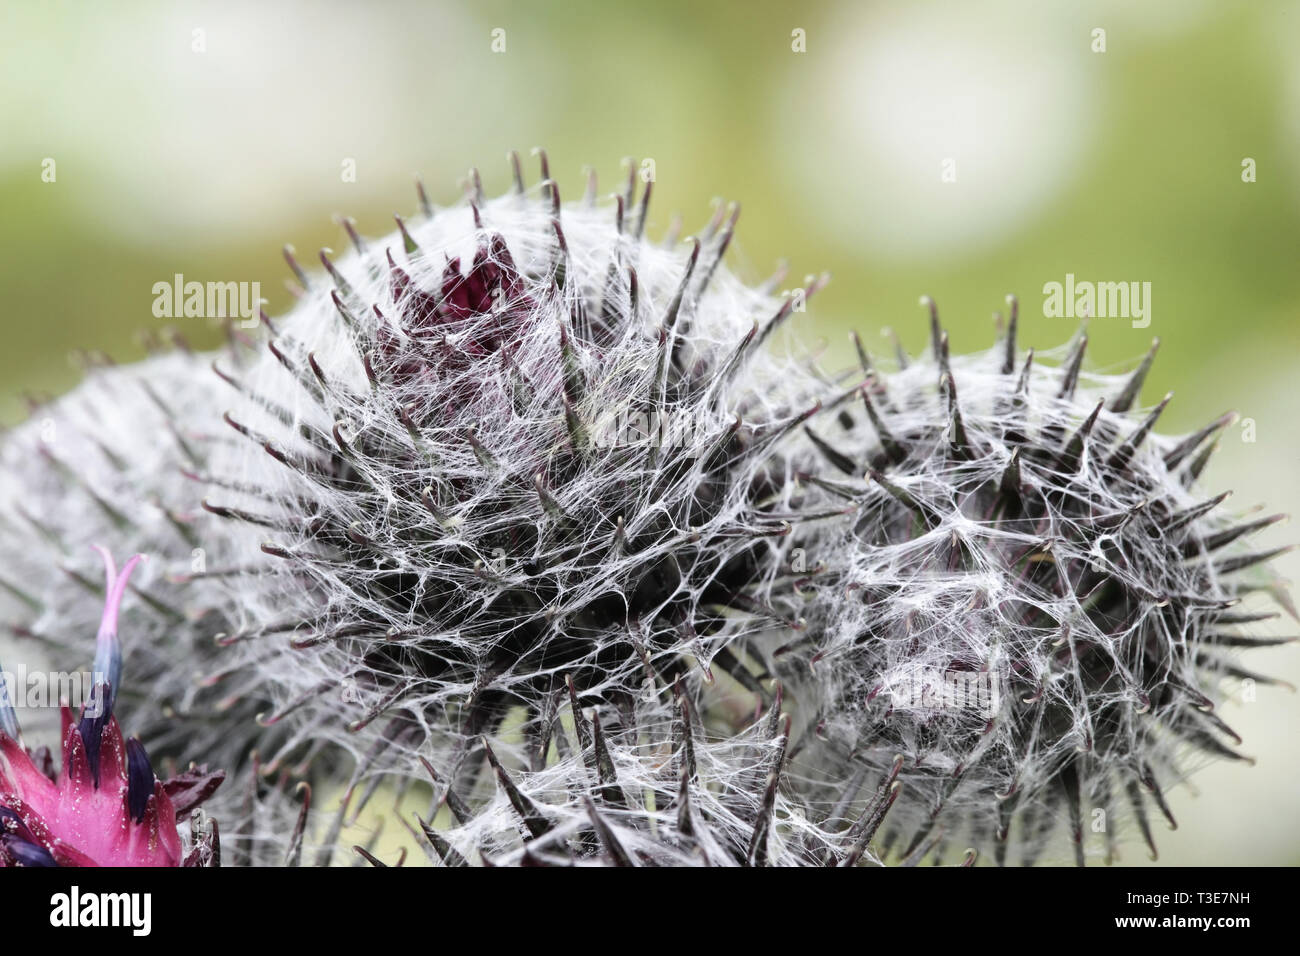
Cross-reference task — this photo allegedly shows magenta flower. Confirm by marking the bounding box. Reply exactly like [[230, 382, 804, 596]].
[[0, 548, 223, 867]]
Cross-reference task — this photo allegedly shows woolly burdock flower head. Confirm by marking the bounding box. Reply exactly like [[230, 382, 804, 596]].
[[0, 548, 223, 867], [205, 154, 826, 783], [0, 350, 269, 774], [778, 299, 1293, 866]]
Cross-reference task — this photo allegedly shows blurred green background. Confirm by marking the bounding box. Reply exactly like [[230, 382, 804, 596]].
[[1, 0, 1296, 864]]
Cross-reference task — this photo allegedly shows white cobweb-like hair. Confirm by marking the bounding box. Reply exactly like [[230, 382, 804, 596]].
[[762, 299, 1293, 866], [198, 154, 834, 808], [397, 678, 929, 867]]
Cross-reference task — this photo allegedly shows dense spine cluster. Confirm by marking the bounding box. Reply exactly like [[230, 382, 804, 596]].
[[202, 154, 828, 800], [766, 299, 1292, 865], [419, 681, 922, 867]]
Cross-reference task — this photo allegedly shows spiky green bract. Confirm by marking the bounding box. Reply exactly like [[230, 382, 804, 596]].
[[770, 302, 1293, 866], [203, 157, 827, 792]]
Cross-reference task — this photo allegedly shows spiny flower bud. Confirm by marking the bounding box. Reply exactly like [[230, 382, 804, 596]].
[[0, 548, 223, 867], [772, 299, 1293, 866], [0, 352, 273, 773], [203, 154, 827, 787]]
